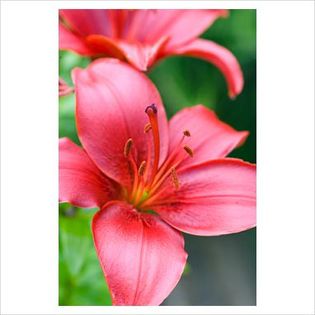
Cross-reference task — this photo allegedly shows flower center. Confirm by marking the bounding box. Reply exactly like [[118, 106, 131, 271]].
[[123, 104, 193, 211]]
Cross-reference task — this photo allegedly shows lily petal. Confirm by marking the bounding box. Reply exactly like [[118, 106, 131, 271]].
[[152, 159, 256, 236], [85, 34, 168, 71], [59, 23, 94, 55], [117, 36, 169, 71], [60, 9, 114, 37], [168, 38, 244, 98], [115, 42, 154, 71], [92, 201, 187, 305], [59, 138, 115, 208], [85, 34, 126, 60], [169, 105, 248, 169], [133, 10, 228, 50], [73, 59, 169, 187]]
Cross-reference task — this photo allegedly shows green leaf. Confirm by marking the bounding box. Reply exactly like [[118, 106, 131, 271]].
[[59, 205, 111, 305], [59, 93, 80, 145]]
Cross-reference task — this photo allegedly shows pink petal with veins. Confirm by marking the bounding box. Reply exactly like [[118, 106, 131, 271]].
[[169, 105, 248, 169], [73, 59, 169, 187], [92, 201, 187, 305], [59, 138, 115, 208], [153, 159, 256, 236]]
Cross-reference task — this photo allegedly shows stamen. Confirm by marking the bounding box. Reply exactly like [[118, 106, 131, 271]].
[[183, 145, 194, 158], [123, 138, 138, 201], [151, 133, 187, 188], [171, 167, 180, 190], [144, 123, 152, 133], [183, 130, 191, 137], [138, 161, 147, 177], [145, 104, 160, 184], [124, 138, 133, 157], [140, 164, 181, 208]]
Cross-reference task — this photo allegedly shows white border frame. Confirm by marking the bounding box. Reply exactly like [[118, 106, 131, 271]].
[[1, 1, 314, 315]]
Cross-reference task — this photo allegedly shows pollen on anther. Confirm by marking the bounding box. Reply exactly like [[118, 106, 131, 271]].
[[124, 138, 133, 157], [183, 145, 194, 157], [138, 161, 147, 176], [144, 123, 152, 133], [171, 167, 180, 190], [183, 130, 191, 137]]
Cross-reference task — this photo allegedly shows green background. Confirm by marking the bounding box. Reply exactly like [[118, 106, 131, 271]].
[[59, 9, 256, 305]]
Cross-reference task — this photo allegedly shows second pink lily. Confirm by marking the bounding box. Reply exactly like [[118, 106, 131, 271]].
[[59, 58, 256, 305], [59, 9, 243, 98]]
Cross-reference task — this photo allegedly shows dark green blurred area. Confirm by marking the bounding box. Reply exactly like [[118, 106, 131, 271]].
[[59, 9, 256, 306]]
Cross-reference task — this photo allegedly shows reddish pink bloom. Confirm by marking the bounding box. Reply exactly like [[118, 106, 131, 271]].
[[59, 9, 243, 98], [59, 77, 74, 96], [59, 59, 256, 305]]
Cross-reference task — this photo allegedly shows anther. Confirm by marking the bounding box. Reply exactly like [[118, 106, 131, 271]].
[[144, 123, 152, 133], [138, 161, 147, 176], [171, 167, 180, 190], [124, 138, 133, 157], [183, 145, 194, 157], [145, 103, 157, 115], [183, 130, 191, 137]]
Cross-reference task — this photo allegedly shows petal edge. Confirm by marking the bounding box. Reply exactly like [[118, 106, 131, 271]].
[[168, 38, 244, 98]]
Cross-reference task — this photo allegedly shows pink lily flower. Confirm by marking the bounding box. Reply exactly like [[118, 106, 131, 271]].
[[59, 9, 243, 98], [59, 77, 74, 97], [59, 59, 256, 305]]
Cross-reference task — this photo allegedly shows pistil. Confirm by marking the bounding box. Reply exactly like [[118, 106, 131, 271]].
[[145, 104, 160, 185]]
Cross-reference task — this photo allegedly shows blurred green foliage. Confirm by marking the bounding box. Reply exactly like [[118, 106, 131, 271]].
[[59, 51, 89, 146], [59, 9, 256, 306], [59, 204, 111, 305]]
